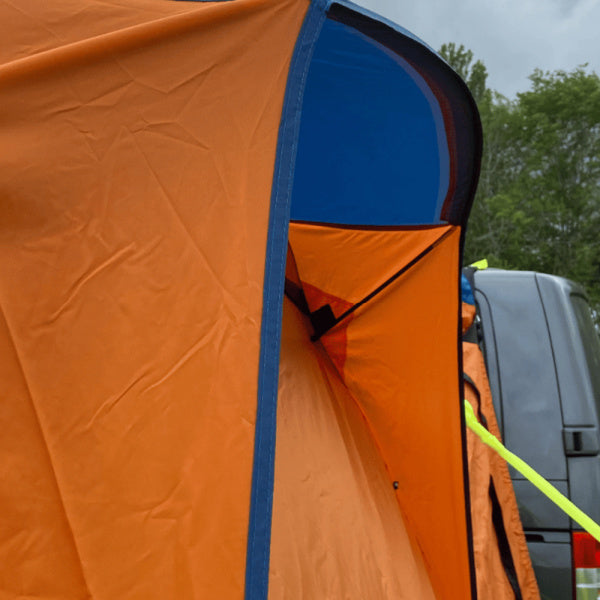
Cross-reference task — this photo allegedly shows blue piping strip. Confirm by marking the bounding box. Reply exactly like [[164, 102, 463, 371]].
[[244, 2, 328, 599]]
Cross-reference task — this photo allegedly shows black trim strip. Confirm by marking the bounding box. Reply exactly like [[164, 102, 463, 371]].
[[291, 220, 452, 232], [310, 228, 454, 340], [458, 224, 478, 600], [463, 373, 487, 428], [464, 374, 523, 600], [244, 2, 328, 598], [490, 480, 524, 600]]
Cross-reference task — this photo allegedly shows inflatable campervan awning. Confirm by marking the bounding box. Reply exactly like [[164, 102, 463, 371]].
[[0, 0, 481, 598]]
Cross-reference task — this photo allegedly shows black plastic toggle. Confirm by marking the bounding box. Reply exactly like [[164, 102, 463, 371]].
[[310, 304, 337, 341]]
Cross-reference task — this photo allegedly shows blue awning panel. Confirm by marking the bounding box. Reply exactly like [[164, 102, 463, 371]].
[[290, 16, 450, 225]]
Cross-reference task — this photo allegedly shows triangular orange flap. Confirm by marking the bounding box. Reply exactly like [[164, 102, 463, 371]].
[[288, 222, 454, 315]]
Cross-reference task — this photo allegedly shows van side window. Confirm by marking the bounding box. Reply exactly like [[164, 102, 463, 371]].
[[571, 294, 600, 417]]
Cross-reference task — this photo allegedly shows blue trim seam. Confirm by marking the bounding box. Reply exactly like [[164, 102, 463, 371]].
[[244, 2, 328, 599]]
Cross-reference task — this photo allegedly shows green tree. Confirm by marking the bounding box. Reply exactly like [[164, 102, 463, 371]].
[[488, 68, 600, 315], [439, 43, 520, 266], [439, 43, 491, 106], [441, 42, 600, 318]]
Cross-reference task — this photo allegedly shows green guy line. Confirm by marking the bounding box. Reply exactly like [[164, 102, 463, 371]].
[[464, 400, 600, 543]]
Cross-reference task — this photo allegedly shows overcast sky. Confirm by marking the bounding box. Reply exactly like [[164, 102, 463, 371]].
[[360, 0, 600, 98]]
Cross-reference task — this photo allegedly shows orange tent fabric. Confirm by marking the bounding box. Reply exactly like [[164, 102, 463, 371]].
[[270, 297, 437, 599], [0, 0, 484, 598], [285, 223, 472, 600], [463, 336, 540, 599], [0, 0, 307, 597]]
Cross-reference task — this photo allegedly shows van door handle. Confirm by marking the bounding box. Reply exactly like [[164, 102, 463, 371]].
[[563, 427, 600, 456]]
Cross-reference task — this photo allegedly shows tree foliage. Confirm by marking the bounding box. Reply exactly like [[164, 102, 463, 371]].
[[441, 44, 600, 319], [439, 43, 491, 106]]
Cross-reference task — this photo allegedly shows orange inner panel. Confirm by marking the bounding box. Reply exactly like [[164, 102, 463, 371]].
[[270, 298, 436, 599], [279, 223, 472, 600]]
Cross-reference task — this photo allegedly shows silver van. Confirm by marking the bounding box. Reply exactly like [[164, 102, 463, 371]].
[[470, 269, 600, 600]]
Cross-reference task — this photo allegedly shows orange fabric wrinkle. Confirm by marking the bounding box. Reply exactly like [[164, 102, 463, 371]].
[[0, 0, 275, 83], [0, 0, 201, 66], [0, 306, 92, 598]]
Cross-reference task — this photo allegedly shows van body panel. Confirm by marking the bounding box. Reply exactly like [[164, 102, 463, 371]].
[[535, 275, 599, 427], [568, 458, 600, 525], [472, 269, 600, 600], [512, 480, 571, 530], [473, 289, 504, 429], [526, 540, 571, 600], [473, 272, 567, 481], [534, 274, 600, 526]]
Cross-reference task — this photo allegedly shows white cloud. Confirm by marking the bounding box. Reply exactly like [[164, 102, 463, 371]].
[[359, 0, 600, 97]]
